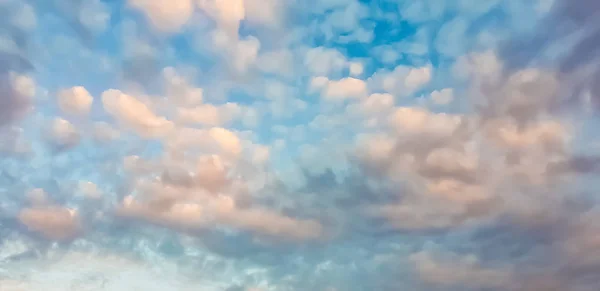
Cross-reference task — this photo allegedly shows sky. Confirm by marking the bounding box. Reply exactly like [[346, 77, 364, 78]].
[[1, 0, 600, 290]]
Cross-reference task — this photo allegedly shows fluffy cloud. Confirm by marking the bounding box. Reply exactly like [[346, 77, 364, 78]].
[[389, 107, 463, 138], [177, 103, 243, 126], [117, 152, 323, 242], [46, 117, 80, 149], [57, 86, 94, 115], [430, 88, 454, 105], [304, 47, 348, 77], [346, 93, 395, 117], [18, 206, 81, 241], [102, 89, 175, 138], [0, 73, 35, 126], [197, 0, 245, 33], [311, 77, 368, 100], [164, 127, 242, 157], [77, 181, 103, 199], [368, 65, 433, 97], [163, 67, 204, 106], [128, 0, 194, 33]]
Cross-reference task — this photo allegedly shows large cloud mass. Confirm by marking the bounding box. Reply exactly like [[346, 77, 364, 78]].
[[0, 0, 599, 290]]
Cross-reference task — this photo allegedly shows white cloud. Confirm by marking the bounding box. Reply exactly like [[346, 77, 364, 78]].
[[233, 36, 261, 73], [197, 0, 245, 33], [78, 181, 103, 199], [390, 107, 462, 137], [18, 206, 81, 241], [128, 0, 194, 33], [102, 89, 175, 138], [177, 103, 242, 126], [404, 66, 433, 92], [244, 0, 284, 27], [11, 73, 36, 99], [46, 118, 80, 149], [214, 197, 324, 241], [349, 62, 364, 77], [209, 127, 242, 156], [256, 49, 295, 77], [314, 77, 368, 100], [163, 67, 204, 106], [304, 47, 348, 77], [346, 93, 395, 117], [117, 160, 323, 241], [369, 65, 433, 97], [209, 32, 261, 74], [57, 86, 94, 115], [484, 118, 569, 152], [430, 88, 454, 105], [93, 121, 121, 142], [163, 127, 263, 165], [2, 2, 599, 290]]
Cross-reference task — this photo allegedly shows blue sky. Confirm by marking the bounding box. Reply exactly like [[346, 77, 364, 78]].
[[1, 0, 600, 290]]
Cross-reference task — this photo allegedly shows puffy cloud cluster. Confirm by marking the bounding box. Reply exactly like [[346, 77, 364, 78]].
[[311, 76, 368, 100], [368, 65, 433, 97], [1, 0, 600, 290], [117, 138, 323, 242]]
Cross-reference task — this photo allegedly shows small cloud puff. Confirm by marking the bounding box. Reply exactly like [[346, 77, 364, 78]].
[[311, 77, 368, 100], [18, 206, 82, 241], [57, 86, 94, 115], [46, 117, 80, 149]]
